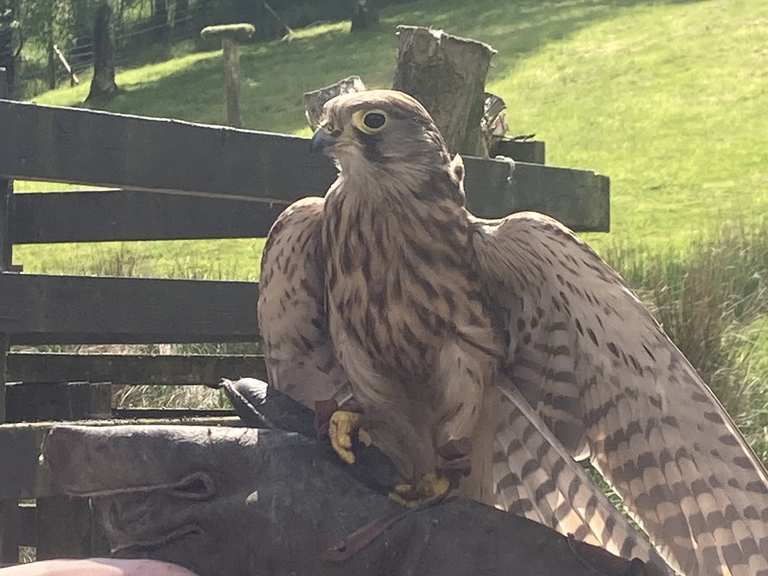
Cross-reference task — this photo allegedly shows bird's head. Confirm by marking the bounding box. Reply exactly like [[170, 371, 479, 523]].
[[311, 90, 453, 184]]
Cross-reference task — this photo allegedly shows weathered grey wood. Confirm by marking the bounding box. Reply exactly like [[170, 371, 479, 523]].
[[0, 335, 7, 425], [464, 159, 610, 231], [0, 100, 609, 229], [0, 273, 260, 345], [0, 181, 12, 267], [0, 172, 10, 424], [200, 24, 255, 128], [0, 424, 50, 500], [12, 190, 286, 244], [508, 164, 610, 232], [114, 408, 234, 419], [17, 502, 35, 548], [494, 138, 546, 164], [1, 153, 21, 557], [222, 38, 241, 127], [481, 93, 508, 153], [0, 499, 19, 565], [304, 76, 366, 131], [7, 353, 267, 386], [36, 496, 93, 560], [0, 99, 336, 202], [90, 507, 111, 557], [53, 44, 79, 87], [0, 195, 8, 274], [393, 26, 496, 156], [200, 24, 256, 44], [5, 381, 112, 423]]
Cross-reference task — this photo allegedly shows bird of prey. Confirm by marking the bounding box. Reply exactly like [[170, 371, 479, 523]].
[[258, 89, 768, 576]]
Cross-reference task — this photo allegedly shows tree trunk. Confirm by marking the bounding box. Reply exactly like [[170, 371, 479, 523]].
[[86, 1, 118, 103], [46, 40, 56, 89], [350, 0, 379, 33], [153, 0, 169, 41], [174, 0, 190, 33], [392, 25, 496, 156]]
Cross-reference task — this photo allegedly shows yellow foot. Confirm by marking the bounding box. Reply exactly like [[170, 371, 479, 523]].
[[329, 410, 371, 464], [390, 473, 450, 508]]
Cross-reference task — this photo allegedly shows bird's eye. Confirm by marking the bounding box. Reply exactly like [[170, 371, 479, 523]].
[[363, 112, 386, 130], [352, 109, 388, 134]]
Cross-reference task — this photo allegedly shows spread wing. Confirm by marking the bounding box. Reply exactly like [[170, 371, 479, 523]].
[[472, 211, 768, 576], [258, 197, 349, 408]]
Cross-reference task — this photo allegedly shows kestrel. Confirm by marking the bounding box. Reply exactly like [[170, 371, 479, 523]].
[[258, 89, 768, 575]]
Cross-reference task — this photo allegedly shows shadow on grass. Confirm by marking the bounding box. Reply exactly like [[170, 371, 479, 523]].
[[74, 0, 707, 134]]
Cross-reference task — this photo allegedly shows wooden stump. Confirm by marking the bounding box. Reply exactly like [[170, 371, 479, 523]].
[[86, 1, 118, 103], [303, 76, 367, 130], [392, 25, 496, 156], [4, 381, 112, 423], [482, 92, 509, 154]]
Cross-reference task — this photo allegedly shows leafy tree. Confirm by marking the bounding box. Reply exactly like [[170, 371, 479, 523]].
[[17, 0, 75, 88]]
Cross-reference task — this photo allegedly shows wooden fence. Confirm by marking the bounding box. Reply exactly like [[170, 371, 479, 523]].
[[0, 83, 610, 564]]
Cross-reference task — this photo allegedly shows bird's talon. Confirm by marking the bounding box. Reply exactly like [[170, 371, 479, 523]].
[[389, 473, 450, 507], [358, 428, 372, 447], [329, 410, 369, 465], [393, 483, 412, 495]]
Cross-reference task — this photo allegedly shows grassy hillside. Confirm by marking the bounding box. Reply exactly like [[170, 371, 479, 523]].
[[13, 0, 768, 278], [10, 0, 768, 456]]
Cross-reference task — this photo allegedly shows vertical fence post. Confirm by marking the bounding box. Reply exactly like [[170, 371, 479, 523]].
[[0, 65, 19, 568], [200, 25, 254, 128], [222, 38, 241, 128], [0, 500, 19, 566], [0, 65, 13, 424]]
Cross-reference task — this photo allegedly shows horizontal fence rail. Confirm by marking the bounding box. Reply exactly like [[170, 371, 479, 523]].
[[12, 190, 288, 244], [7, 353, 267, 385], [0, 99, 609, 231], [0, 273, 260, 345]]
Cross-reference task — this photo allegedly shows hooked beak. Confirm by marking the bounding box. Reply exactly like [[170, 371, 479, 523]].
[[310, 128, 337, 155]]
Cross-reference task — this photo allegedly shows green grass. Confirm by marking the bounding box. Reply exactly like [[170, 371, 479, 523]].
[[600, 220, 768, 459], [14, 238, 266, 279], [13, 0, 768, 277]]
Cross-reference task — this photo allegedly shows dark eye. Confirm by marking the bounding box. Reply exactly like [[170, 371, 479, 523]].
[[363, 112, 386, 130]]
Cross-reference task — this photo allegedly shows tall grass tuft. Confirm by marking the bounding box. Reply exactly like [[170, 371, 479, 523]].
[[602, 219, 768, 460]]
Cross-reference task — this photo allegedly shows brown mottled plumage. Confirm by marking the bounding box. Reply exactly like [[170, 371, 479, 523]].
[[258, 90, 768, 575]]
